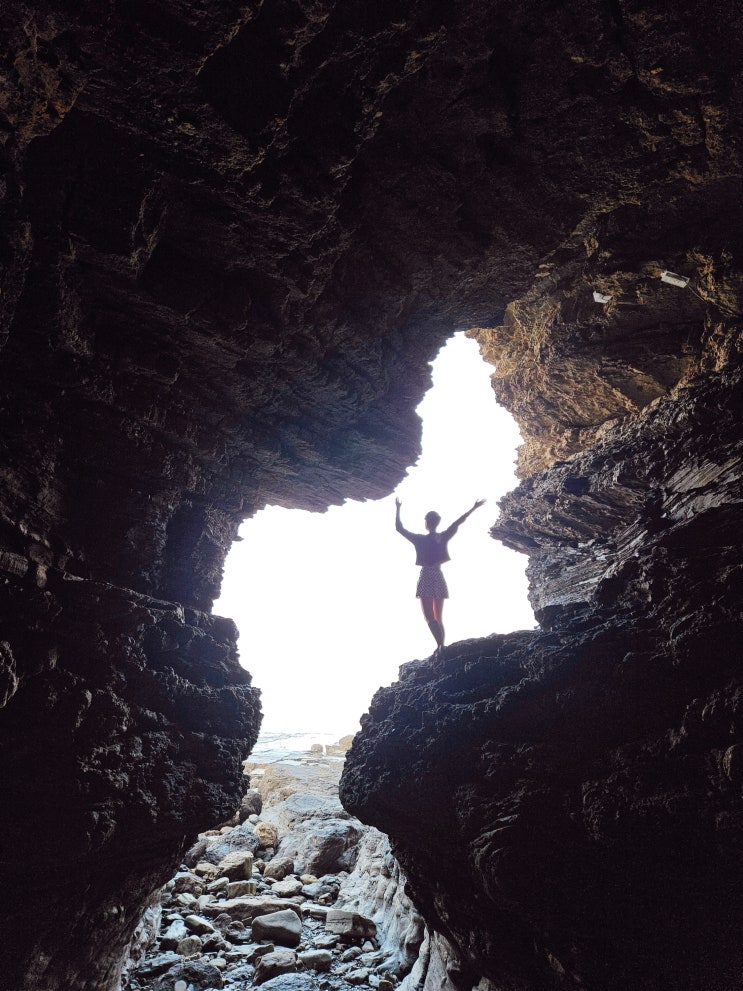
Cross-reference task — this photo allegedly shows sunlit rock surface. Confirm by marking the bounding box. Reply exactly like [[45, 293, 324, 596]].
[[1, 0, 742, 988]]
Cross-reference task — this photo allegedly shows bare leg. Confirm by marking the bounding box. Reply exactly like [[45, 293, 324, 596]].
[[432, 599, 445, 645], [420, 598, 444, 647]]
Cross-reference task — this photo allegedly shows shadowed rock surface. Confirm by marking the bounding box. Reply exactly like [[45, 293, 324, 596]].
[[1, 0, 742, 989]]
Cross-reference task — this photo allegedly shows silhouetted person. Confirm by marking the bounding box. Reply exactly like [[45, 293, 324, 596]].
[[395, 497, 485, 652]]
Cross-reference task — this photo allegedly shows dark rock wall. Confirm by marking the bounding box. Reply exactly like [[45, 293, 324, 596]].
[[0, 0, 741, 989], [341, 4, 743, 991], [342, 366, 743, 990]]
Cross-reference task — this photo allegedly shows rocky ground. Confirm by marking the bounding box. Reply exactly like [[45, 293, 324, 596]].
[[121, 738, 425, 991]]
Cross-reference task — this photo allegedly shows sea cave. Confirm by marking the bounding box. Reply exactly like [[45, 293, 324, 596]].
[[1, 1, 742, 989]]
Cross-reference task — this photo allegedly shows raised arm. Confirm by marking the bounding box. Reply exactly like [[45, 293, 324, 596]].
[[444, 499, 486, 535], [395, 497, 415, 541]]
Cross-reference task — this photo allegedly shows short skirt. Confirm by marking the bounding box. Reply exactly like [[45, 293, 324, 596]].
[[416, 565, 449, 599]]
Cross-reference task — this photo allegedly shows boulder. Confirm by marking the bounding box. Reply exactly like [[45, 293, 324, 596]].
[[260, 793, 347, 833], [226, 880, 258, 898], [202, 823, 261, 864], [254, 948, 298, 985], [219, 918, 249, 943], [303, 904, 330, 921], [263, 858, 294, 881], [258, 971, 318, 991], [240, 789, 263, 822], [326, 735, 355, 756], [151, 959, 224, 990], [203, 896, 302, 924], [174, 894, 198, 912], [207, 877, 230, 894], [261, 794, 364, 875], [254, 821, 280, 848], [184, 915, 217, 936], [216, 850, 254, 881], [346, 968, 371, 984], [183, 838, 209, 868], [313, 933, 339, 950], [134, 951, 181, 977], [159, 919, 188, 951], [298, 949, 333, 972], [172, 872, 205, 896], [270, 876, 303, 898], [252, 909, 303, 948], [176, 935, 202, 956], [193, 862, 219, 880], [325, 910, 377, 941], [286, 818, 364, 875]]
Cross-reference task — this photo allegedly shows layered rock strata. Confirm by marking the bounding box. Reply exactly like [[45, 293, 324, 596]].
[[340, 5, 743, 987], [1, 0, 742, 989], [341, 240, 743, 989]]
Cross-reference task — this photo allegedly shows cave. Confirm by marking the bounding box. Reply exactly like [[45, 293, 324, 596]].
[[1, 2, 742, 990]]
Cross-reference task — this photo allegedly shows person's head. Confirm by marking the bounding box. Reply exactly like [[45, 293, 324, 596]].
[[424, 511, 441, 532]]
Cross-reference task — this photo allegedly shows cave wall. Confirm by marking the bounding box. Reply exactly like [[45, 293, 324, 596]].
[[340, 3, 743, 991], [342, 364, 743, 990], [1, 0, 742, 989]]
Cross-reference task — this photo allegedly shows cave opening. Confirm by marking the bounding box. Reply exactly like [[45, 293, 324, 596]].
[[215, 333, 535, 741]]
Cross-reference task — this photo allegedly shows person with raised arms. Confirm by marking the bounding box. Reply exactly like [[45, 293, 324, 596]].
[[395, 497, 485, 653]]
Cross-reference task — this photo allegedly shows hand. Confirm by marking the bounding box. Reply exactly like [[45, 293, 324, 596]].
[[473, 499, 486, 511], [395, 497, 402, 509]]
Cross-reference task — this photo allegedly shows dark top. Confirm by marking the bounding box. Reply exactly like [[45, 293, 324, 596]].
[[395, 521, 460, 567]]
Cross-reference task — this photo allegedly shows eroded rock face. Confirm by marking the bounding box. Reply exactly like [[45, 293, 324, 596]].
[[341, 242, 743, 985], [1, 0, 742, 989], [339, 5, 743, 990], [2, 577, 261, 991]]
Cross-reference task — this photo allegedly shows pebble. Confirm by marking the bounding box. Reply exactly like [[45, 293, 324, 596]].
[[125, 764, 402, 991]]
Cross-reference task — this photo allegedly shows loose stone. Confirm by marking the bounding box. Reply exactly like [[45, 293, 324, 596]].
[[346, 967, 371, 984], [271, 876, 303, 897], [264, 858, 294, 881], [185, 914, 217, 936], [217, 850, 255, 881], [325, 909, 377, 941], [298, 949, 333, 972], [176, 935, 202, 956], [253, 947, 298, 985], [252, 909, 303, 948], [227, 880, 258, 898], [254, 821, 279, 848], [160, 920, 188, 950]]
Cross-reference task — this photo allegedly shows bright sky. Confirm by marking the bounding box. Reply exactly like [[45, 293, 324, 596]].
[[214, 333, 536, 737]]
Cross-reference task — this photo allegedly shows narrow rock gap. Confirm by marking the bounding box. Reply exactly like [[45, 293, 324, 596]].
[[121, 334, 535, 990], [216, 331, 535, 738]]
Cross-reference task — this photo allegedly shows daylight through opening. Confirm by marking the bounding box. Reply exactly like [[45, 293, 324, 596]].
[[215, 333, 535, 739]]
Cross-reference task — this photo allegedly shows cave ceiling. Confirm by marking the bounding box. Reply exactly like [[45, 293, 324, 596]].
[[2, 1, 741, 610]]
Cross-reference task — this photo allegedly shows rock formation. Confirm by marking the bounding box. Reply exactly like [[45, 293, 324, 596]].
[[340, 6, 743, 989], [1, 0, 742, 989]]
